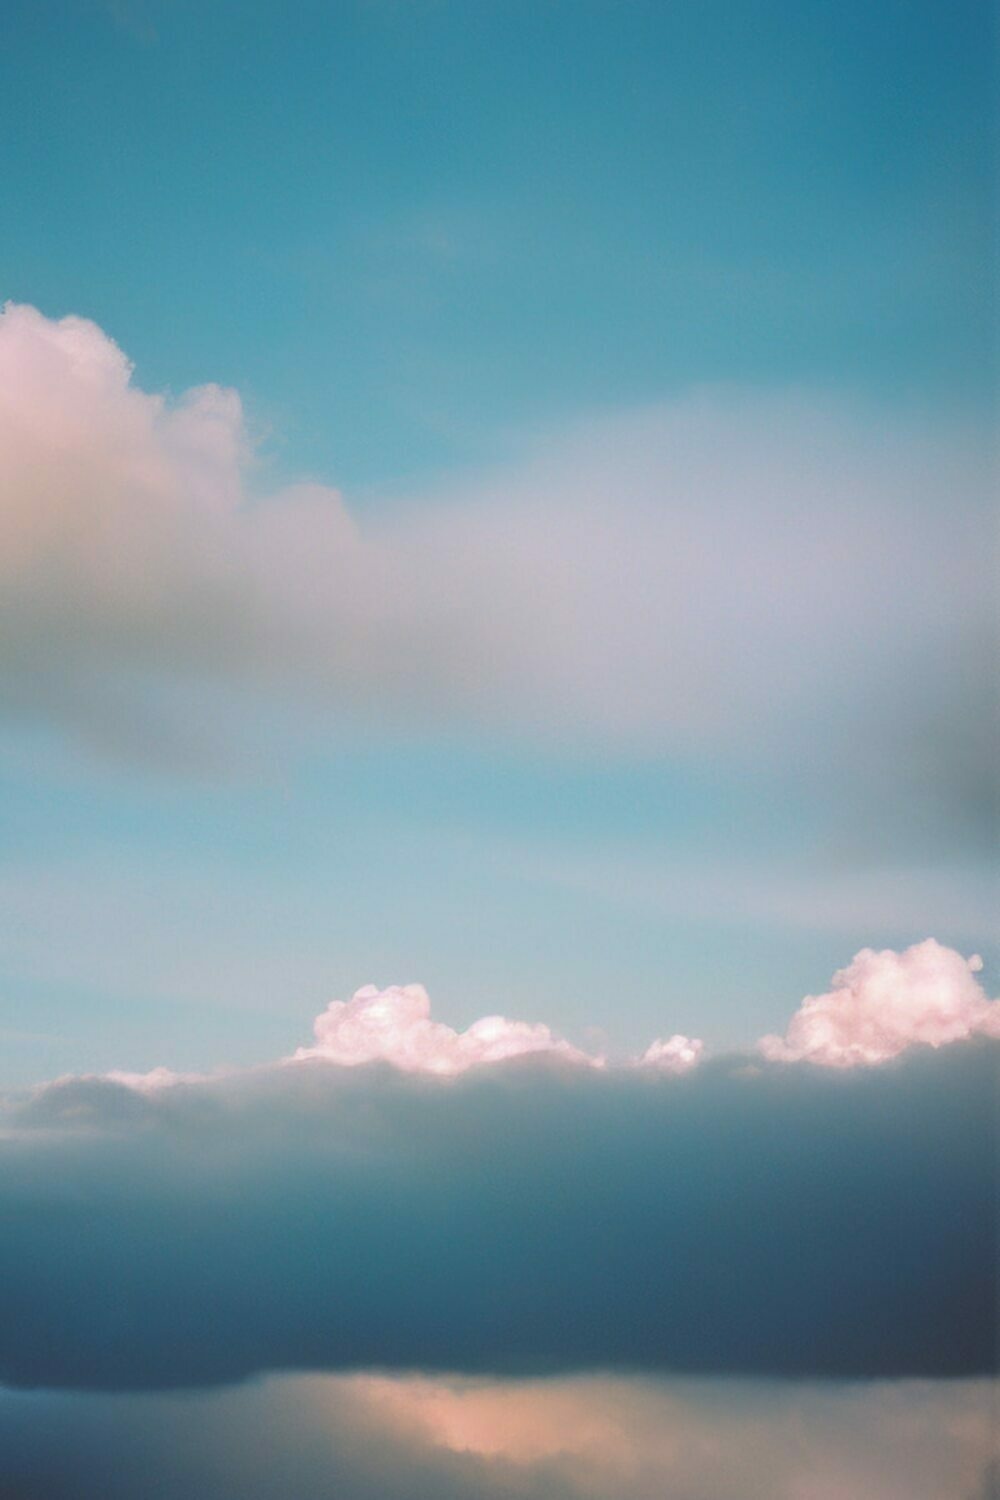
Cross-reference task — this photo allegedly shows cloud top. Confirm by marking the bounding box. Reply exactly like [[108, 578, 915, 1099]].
[[295, 983, 594, 1074], [288, 941, 999, 1077], [639, 1034, 705, 1072], [85, 941, 993, 1092], [760, 939, 1000, 1067]]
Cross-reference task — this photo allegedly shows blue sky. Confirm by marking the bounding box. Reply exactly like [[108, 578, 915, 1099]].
[[0, 0, 996, 1086], [4, 0, 993, 484], [2, 8, 998, 1496]]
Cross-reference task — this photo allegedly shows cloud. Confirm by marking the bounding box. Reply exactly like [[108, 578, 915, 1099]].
[[0, 1032, 995, 1391], [639, 1033, 704, 1071], [0, 303, 353, 758], [1, 302, 994, 852], [46, 941, 991, 1096], [214, 944, 999, 1079], [0, 1373, 995, 1500], [760, 939, 1000, 1066], [294, 982, 595, 1073]]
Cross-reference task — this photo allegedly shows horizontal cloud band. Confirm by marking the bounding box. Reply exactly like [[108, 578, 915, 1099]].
[[1, 301, 995, 865], [1, 1037, 995, 1391]]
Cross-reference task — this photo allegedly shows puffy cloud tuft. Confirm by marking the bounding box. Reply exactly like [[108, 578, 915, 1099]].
[[759, 939, 1000, 1067], [639, 1034, 704, 1072], [293, 983, 595, 1074]]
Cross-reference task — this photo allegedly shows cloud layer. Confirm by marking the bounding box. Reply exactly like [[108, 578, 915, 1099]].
[[1, 1031, 995, 1391], [2, 301, 994, 854], [1, 1373, 995, 1500]]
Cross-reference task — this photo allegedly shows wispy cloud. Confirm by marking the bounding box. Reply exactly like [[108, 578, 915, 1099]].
[[2, 302, 993, 854]]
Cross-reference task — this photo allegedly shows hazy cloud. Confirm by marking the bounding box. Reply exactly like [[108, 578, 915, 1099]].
[[0, 1372, 995, 1500], [1, 302, 994, 853]]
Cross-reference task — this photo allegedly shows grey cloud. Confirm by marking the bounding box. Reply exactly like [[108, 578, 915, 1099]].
[[1, 1040, 995, 1393]]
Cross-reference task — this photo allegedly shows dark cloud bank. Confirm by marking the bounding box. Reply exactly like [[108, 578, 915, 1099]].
[[1, 1040, 996, 1393]]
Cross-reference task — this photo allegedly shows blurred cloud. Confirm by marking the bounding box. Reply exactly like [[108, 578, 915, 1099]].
[[0, 1030, 994, 1391], [1, 302, 994, 853], [0, 1372, 995, 1500]]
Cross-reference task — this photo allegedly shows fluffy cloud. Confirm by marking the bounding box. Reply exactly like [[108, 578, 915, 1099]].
[[82, 941, 992, 1091], [1, 301, 994, 853], [639, 1033, 704, 1071], [295, 983, 595, 1073], [760, 939, 1000, 1067], [1, 1034, 994, 1391], [274, 942, 1000, 1078]]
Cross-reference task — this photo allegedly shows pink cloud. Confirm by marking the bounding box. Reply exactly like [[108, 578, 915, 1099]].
[[759, 939, 1000, 1067], [293, 983, 597, 1074], [639, 1034, 704, 1072], [2, 300, 990, 799], [82, 942, 998, 1089]]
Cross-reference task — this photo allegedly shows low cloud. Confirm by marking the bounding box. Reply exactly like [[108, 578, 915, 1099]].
[[0, 1372, 995, 1500], [0, 1028, 994, 1391], [760, 939, 1000, 1066]]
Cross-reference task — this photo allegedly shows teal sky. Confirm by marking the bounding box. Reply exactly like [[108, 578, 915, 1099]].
[[1, 0, 995, 1084]]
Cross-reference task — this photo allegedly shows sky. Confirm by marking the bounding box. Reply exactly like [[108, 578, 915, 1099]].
[[1, 1, 997, 1495]]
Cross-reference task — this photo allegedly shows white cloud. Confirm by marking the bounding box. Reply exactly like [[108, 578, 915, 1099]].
[[70, 940, 995, 1091], [293, 982, 596, 1074], [299, 944, 998, 1078], [760, 939, 1000, 1067], [106, 1066, 204, 1091], [639, 1034, 704, 1072]]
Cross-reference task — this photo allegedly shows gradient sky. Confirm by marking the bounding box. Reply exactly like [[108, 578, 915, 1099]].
[[2, 7, 998, 1498], [0, 0, 996, 1090]]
